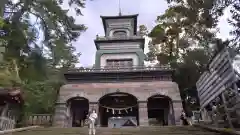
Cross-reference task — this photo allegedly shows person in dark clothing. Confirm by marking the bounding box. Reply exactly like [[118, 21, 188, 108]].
[[185, 108, 193, 125], [180, 110, 189, 125]]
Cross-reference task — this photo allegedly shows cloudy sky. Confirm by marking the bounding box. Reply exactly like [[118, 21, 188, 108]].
[[66, 0, 232, 67]]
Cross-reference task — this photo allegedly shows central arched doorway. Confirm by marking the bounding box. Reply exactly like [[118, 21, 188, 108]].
[[67, 97, 89, 127], [98, 92, 139, 127], [147, 95, 172, 126]]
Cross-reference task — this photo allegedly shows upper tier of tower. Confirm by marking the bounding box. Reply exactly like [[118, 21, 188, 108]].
[[101, 14, 138, 37], [94, 14, 145, 51]]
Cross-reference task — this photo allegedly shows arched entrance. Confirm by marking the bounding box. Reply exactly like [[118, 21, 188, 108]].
[[98, 92, 139, 127], [147, 95, 172, 126], [67, 97, 89, 127]]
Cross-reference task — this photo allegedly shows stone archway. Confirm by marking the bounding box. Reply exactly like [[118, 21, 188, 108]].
[[67, 97, 89, 127], [147, 94, 173, 126], [98, 92, 139, 127]]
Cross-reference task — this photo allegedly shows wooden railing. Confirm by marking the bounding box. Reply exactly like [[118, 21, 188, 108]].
[[67, 65, 172, 73], [25, 114, 52, 126], [95, 35, 144, 41], [196, 88, 240, 130]]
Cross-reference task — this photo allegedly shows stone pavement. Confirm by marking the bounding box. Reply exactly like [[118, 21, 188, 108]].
[[5, 126, 223, 135]]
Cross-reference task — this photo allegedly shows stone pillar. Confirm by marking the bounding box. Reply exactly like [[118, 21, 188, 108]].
[[172, 101, 183, 125], [201, 108, 210, 121], [139, 102, 149, 126], [66, 102, 72, 127], [168, 102, 174, 125], [0, 103, 9, 127], [53, 103, 67, 127], [1, 103, 9, 117], [164, 109, 168, 125]]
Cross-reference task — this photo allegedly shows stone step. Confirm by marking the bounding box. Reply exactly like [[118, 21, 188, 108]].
[[7, 126, 221, 135]]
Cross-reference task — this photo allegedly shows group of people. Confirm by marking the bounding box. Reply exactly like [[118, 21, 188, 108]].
[[207, 103, 218, 125]]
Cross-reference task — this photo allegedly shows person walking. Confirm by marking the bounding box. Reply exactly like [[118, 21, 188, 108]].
[[180, 110, 188, 125], [185, 108, 193, 125], [88, 109, 98, 135], [211, 103, 218, 126]]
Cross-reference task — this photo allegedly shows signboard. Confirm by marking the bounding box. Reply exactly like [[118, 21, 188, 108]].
[[196, 48, 236, 108]]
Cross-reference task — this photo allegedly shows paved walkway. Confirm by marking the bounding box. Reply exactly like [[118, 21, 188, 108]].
[[5, 126, 222, 135]]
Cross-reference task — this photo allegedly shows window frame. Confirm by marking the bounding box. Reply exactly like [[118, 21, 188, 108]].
[[106, 59, 133, 68]]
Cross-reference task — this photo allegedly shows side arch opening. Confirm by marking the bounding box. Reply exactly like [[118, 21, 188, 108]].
[[67, 97, 89, 127], [147, 94, 172, 126]]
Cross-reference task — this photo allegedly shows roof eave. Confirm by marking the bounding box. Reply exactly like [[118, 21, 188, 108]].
[[100, 14, 139, 35], [94, 40, 100, 50], [94, 38, 145, 50]]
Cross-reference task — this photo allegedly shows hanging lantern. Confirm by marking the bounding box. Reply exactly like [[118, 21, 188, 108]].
[[106, 109, 109, 112]]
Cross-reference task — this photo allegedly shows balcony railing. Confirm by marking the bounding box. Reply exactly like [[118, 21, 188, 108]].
[[67, 65, 172, 73], [95, 35, 144, 41]]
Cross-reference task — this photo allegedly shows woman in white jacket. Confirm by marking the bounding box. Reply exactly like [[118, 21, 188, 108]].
[[88, 110, 98, 135]]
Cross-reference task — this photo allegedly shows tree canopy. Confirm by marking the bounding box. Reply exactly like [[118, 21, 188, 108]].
[[0, 0, 86, 114], [144, 0, 237, 109]]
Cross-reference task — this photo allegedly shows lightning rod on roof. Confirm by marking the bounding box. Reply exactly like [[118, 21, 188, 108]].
[[118, 0, 122, 16]]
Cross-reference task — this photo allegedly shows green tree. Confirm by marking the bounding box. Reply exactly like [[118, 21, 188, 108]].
[[147, 0, 225, 108], [1, 0, 86, 73], [23, 80, 63, 115], [0, 17, 5, 62], [139, 25, 148, 36], [146, 0, 240, 110], [164, 0, 239, 53], [229, 0, 240, 52], [146, 42, 160, 62], [0, 0, 87, 115]]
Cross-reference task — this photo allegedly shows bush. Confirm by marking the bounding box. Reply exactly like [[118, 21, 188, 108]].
[[22, 80, 64, 115]]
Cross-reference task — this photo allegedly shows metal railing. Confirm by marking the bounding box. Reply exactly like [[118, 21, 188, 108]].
[[67, 65, 172, 73]]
